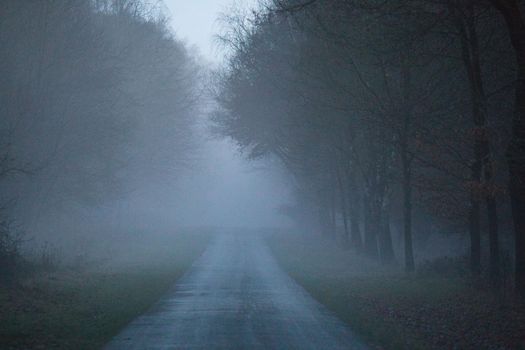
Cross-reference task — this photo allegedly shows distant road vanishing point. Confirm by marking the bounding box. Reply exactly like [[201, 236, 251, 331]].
[[104, 233, 368, 349]]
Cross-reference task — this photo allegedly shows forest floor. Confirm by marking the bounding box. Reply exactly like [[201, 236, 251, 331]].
[[268, 233, 525, 350], [0, 231, 210, 350]]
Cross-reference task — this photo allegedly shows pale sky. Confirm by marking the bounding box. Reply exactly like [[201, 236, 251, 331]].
[[164, 0, 258, 62]]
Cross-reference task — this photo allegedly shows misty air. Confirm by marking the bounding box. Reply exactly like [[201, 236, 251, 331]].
[[1, 0, 525, 349]]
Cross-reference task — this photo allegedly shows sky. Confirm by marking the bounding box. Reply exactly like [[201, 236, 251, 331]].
[[164, 0, 258, 62]]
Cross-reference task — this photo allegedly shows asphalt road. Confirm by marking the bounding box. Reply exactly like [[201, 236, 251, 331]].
[[104, 233, 368, 349]]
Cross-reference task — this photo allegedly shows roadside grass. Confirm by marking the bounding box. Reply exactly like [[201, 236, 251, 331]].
[[267, 233, 525, 350], [0, 231, 210, 349]]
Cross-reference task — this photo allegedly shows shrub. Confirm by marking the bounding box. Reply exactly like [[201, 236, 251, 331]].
[[417, 255, 470, 278], [0, 215, 24, 281]]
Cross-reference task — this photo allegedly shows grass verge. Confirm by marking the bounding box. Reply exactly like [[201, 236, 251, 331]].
[[267, 234, 525, 350], [0, 231, 210, 349]]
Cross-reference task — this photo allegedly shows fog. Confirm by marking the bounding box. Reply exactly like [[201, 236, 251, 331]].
[[0, 0, 291, 257], [170, 138, 292, 228], [0, 0, 519, 291], [107, 135, 293, 231], [1, 1, 525, 349]]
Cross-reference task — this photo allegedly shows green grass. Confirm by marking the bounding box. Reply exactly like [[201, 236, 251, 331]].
[[267, 234, 525, 350], [0, 231, 210, 349]]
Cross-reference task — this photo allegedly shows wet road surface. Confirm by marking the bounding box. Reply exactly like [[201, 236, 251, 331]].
[[104, 233, 368, 349]]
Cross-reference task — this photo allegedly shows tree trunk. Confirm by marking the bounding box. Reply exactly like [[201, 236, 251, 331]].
[[487, 187, 500, 288], [344, 160, 363, 251], [454, 1, 498, 279], [364, 195, 379, 259], [336, 165, 350, 247], [329, 183, 337, 240], [380, 205, 396, 265], [402, 150, 415, 272], [489, 0, 525, 297], [469, 187, 482, 276], [400, 51, 415, 272], [350, 191, 363, 252]]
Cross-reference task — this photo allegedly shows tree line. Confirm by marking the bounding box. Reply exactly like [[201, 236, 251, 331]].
[[0, 0, 200, 278], [214, 0, 525, 297]]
